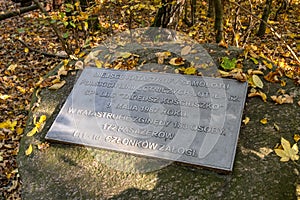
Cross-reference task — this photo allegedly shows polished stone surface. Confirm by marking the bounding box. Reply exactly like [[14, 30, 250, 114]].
[[46, 67, 248, 171]]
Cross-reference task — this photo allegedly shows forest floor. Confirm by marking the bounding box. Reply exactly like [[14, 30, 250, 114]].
[[0, 0, 299, 199]]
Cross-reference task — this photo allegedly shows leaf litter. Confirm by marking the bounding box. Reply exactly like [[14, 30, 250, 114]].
[[0, 0, 300, 198]]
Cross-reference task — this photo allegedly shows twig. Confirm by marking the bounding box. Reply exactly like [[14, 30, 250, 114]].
[[0, 5, 38, 21], [32, 0, 72, 57], [230, 1, 300, 64], [17, 38, 68, 59]]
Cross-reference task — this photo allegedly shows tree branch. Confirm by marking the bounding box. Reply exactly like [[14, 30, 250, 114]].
[[0, 5, 38, 21], [32, 0, 72, 57], [230, 1, 300, 64], [17, 38, 68, 59]]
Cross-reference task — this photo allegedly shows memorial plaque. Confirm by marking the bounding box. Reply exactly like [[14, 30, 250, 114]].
[[46, 67, 248, 171]]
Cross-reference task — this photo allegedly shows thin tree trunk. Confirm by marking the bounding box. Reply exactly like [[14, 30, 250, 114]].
[[32, 0, 72, 56], [191, 0, 196, 25], [257, 0, 272, 37], [214, 0, 223, 42], [152, 0, 185, 29], [207, 0, 215, 18]]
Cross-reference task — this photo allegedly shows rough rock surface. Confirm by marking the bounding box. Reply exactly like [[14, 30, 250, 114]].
[[17, 44, 300, 199]]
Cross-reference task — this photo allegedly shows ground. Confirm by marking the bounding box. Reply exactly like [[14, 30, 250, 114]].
[[0, 0, 299, 199]]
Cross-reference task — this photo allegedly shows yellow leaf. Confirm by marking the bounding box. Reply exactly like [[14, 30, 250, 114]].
[[0, 94, 10, 100], [0, 155, 3, 162], [294, 134, 300, 143], [275, 137, 299, 162], [78, 52, 86, 58], [184, 67, 197, 75], [48, 80, 66, 90], [116, 52, 132, 59], [218, 40, 228, 48], [74, 1, 80, 7], [25, 144, 33, 156], [24, 47, 29, 53], [280, 80, 286, 87], [16, 127, 23, 135], [169, 57, 185, 66], [63, 59, 69, 66], [242, 117, 250, 125], [17, 86, 26, 94], [0, 120, 17, 130], [95, 59, 103, 68], [274, 149, 290, 162], [248, 90, 267, 102], [51, 78, 61, 84], [181, 45, 192, 56], [27, 127, 38, 137], [260, 118, 268, 124], [39, 115, 47, 123], [252, 74, 264, 89]]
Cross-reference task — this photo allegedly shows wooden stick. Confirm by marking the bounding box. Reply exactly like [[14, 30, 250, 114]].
[[17, 38, 68, 59], [0, 5, 38, 21]]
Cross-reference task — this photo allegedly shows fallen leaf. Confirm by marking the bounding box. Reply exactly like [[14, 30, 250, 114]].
[[25, 144, 33, 156], [274, 137, 299, 162], [260, 118, 268, 124], [51, 78, 61, 84], [183, 67, 197, 75], [280, 80, 286, 87], [248, 89, 267, 102], [0, 120, 17, 130], [298, 101, 300, 106], [294, 134, 300, 143], [95, 59, 103, 68], [27, 115, 47, 136], [116, 52, 132, 59], [75, 60, 84, 69], [264, 69, 283, 83], [0, 94, 10, 100], [218, 40, 228, 48], [271, 94, 294, 104], [17, 86, 26, 94], [233, 72, 247, 82], [274, 123, 280, 131], [181, 45, 192, 56], [243, 117, 250, 125], [37, 142, 50, 150], [250, 57, 259, 64], [155, 51, 171, 64], [169, 57, 185, 66], [39, 115, 47, 123], [7, 64, 17, 72], [48, 80, 66, 90], [220, 57, 236, 71], [16, 127, 23, 135], [252, 74, 264, 88], [27, 127, 38, 137]]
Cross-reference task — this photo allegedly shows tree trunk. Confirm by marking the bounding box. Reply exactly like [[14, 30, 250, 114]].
[[207, 0, 215, 18], [191, 0, 196, 25], [151, 0, 186, 29], [214, 0, 223, 43], [257, 0, 272, 37]]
